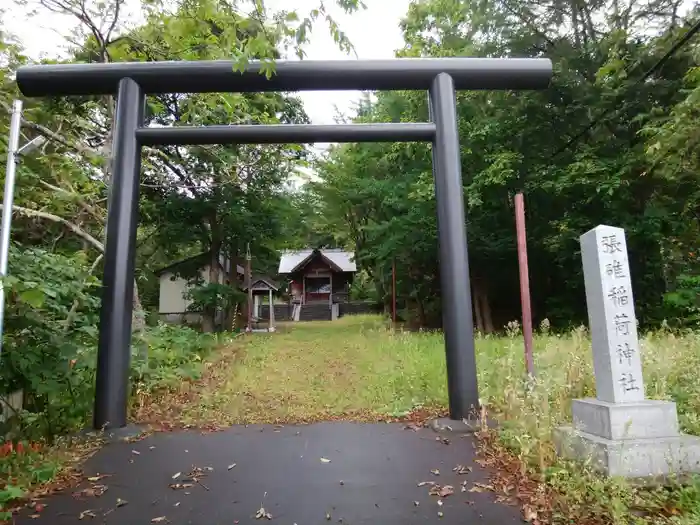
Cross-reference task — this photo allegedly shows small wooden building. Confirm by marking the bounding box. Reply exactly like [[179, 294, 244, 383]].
[[242, 276, 280, 320], [278, 248, 357, 305]]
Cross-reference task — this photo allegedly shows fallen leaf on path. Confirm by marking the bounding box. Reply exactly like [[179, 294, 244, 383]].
[[172, 472, 181, 480], [116, 498, 128, 507], [131, 450, 140, 455], [452, 465, 472, 474], [339, 480, 344, 485], [430, 469, 440, 476], [320, 458, 331, 463], [437, 511, 444, 518], [467, 482, 494, 494], [417, 481, 435, 487], [86, 475, 109, 482], [34, 503, 45, 512], [79, 510, 96, 520], [413, 501, 419, 506], [461, 485, 467, 492], [255, 506, 272, 520], [404, 423, 421, 431], [438, 486, 454, 498], [169, 483, 193, 490], [523, 505, 538, 522], [149, 446, 156, 450], [174, 502, 180, 507], [151, 517, 167, 523], [74, 484, 108, 498], [29, 515, 40, 519], [228, 463, 237, 470], [325, 512, 331, 520], [435, 437, 450, 445]]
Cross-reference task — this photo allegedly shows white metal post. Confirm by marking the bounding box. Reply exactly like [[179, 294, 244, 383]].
[[268, 288, 274, 332], [0, 100, 23, 358]]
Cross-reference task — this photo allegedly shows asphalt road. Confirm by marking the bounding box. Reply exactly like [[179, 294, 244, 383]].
[[16, 422, 523, 524]]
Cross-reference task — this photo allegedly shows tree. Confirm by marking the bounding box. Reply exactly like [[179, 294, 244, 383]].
[[311, 0, 700, 330]]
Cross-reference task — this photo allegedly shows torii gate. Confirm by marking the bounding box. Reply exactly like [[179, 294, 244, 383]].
[[16, 56, 552, 430]]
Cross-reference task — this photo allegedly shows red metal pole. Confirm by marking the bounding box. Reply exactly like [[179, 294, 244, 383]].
[[392, 259, 397, 324], [514, 193, 535, 376]]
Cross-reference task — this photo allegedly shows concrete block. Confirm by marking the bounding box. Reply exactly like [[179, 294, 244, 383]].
[[572, 398, 679, 440], [554, 426, 700, 478]]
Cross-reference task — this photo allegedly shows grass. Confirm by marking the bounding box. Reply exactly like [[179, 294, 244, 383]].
[[173, 315, 449, 424], [152, 314, 700, 525]]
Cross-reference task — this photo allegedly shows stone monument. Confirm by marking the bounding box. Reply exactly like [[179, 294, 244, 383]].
[[555, 225, 700, 477]]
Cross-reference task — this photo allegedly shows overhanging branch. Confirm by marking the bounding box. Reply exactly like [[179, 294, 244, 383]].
[[1, 204, 104, 252]]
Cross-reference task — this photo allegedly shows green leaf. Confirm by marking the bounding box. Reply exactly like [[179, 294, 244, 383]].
[[0, 485, 25, 503], [18, 288, 45, 309]]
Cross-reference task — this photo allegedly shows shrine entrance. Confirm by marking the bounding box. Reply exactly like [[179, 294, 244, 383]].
[[16, 56, 552, 430], [304, 276, 331, 304]]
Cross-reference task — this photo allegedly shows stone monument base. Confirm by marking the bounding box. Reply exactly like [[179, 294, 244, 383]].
[[554, 426, 700, 477], [555, 398, 700, 477]]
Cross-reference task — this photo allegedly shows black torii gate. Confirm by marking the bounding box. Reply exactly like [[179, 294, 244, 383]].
[[16, 57, 552, 430]]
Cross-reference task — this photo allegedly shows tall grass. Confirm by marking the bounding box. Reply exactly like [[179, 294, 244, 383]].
[[474, 321, 700, 524]]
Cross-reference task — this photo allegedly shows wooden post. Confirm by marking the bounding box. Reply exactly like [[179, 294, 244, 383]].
[[514, 193, 535, 376], [246, 243, 252, 333], [392, 259, 397, 324], [268, 288, 273, 331]]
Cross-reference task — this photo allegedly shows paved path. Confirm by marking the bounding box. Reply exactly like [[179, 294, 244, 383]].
[[18, 423, 522, 524]]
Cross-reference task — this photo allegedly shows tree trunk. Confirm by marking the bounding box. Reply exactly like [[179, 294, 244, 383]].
[[481, 284, 494, 334], [473, 280, 484, 334], [416, 298, 427, 328], [132, 282, 147, 332], [201, 244, 221, 333]]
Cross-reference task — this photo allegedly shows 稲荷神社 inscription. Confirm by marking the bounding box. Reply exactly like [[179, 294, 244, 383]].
[[555, 225, 700, 478], [582, 227, 644, 404]]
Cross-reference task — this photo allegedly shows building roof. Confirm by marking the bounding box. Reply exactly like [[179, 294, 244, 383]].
[[242, 276, 280, 292], [155, 251, 245, 277], [278, 248, 357, 274]]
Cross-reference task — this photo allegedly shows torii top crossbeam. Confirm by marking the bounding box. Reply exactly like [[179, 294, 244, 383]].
[[16, 57, 552, 96]]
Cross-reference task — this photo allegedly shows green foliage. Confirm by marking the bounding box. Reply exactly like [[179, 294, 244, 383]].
[[0, 245, 219, 442], [663, 275, 700, 327], [0, 246, 101, 440], [185, 282, 245, 318], [310, 0, 700, 331], [131, 323, 219, 392]]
